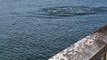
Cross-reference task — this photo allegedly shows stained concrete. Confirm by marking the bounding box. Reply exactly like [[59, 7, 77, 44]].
[[49, 25, 107, 60]]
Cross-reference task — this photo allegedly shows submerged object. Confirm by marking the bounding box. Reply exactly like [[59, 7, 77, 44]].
[[37, 6, 107, 18]]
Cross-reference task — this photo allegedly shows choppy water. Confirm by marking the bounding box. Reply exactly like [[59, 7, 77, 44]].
[[0, 0, 107, 60]]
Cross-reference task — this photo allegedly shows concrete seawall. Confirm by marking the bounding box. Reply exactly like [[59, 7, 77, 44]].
[[49, 25, 107, 60]]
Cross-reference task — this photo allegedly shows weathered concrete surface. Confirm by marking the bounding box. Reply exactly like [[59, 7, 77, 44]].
[[48, 25, 107, 60]]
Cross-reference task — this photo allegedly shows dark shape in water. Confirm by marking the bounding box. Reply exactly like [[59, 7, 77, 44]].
[[37, 6, 107, 18]]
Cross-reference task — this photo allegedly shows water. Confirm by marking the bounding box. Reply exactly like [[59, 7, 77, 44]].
[[0, 0, 107, 60]]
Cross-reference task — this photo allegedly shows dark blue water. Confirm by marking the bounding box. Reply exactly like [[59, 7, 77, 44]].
[[0, 0, 107, 60]]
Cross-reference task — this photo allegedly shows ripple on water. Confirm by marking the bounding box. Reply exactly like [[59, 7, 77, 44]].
[[9, 6, 107, 18], [36, 6, 107, 18]]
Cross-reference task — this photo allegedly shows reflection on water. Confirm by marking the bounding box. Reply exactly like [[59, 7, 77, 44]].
[[36, 6, 107, 18]]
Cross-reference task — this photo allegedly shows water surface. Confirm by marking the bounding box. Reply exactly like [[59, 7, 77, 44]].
[[0, 0, 107, 60]]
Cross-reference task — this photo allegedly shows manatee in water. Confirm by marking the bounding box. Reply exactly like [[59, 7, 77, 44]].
[[37, 6, 107, 18]]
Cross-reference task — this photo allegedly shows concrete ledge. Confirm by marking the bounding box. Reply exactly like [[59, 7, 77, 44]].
[[48, 25, 107, 60]]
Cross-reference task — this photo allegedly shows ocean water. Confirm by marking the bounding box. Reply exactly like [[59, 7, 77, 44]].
[[0, 0, 107, 60]]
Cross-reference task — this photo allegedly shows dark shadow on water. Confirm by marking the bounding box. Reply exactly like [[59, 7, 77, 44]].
[[36, 6, 107, 19], [9, 6, 107, 19]]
